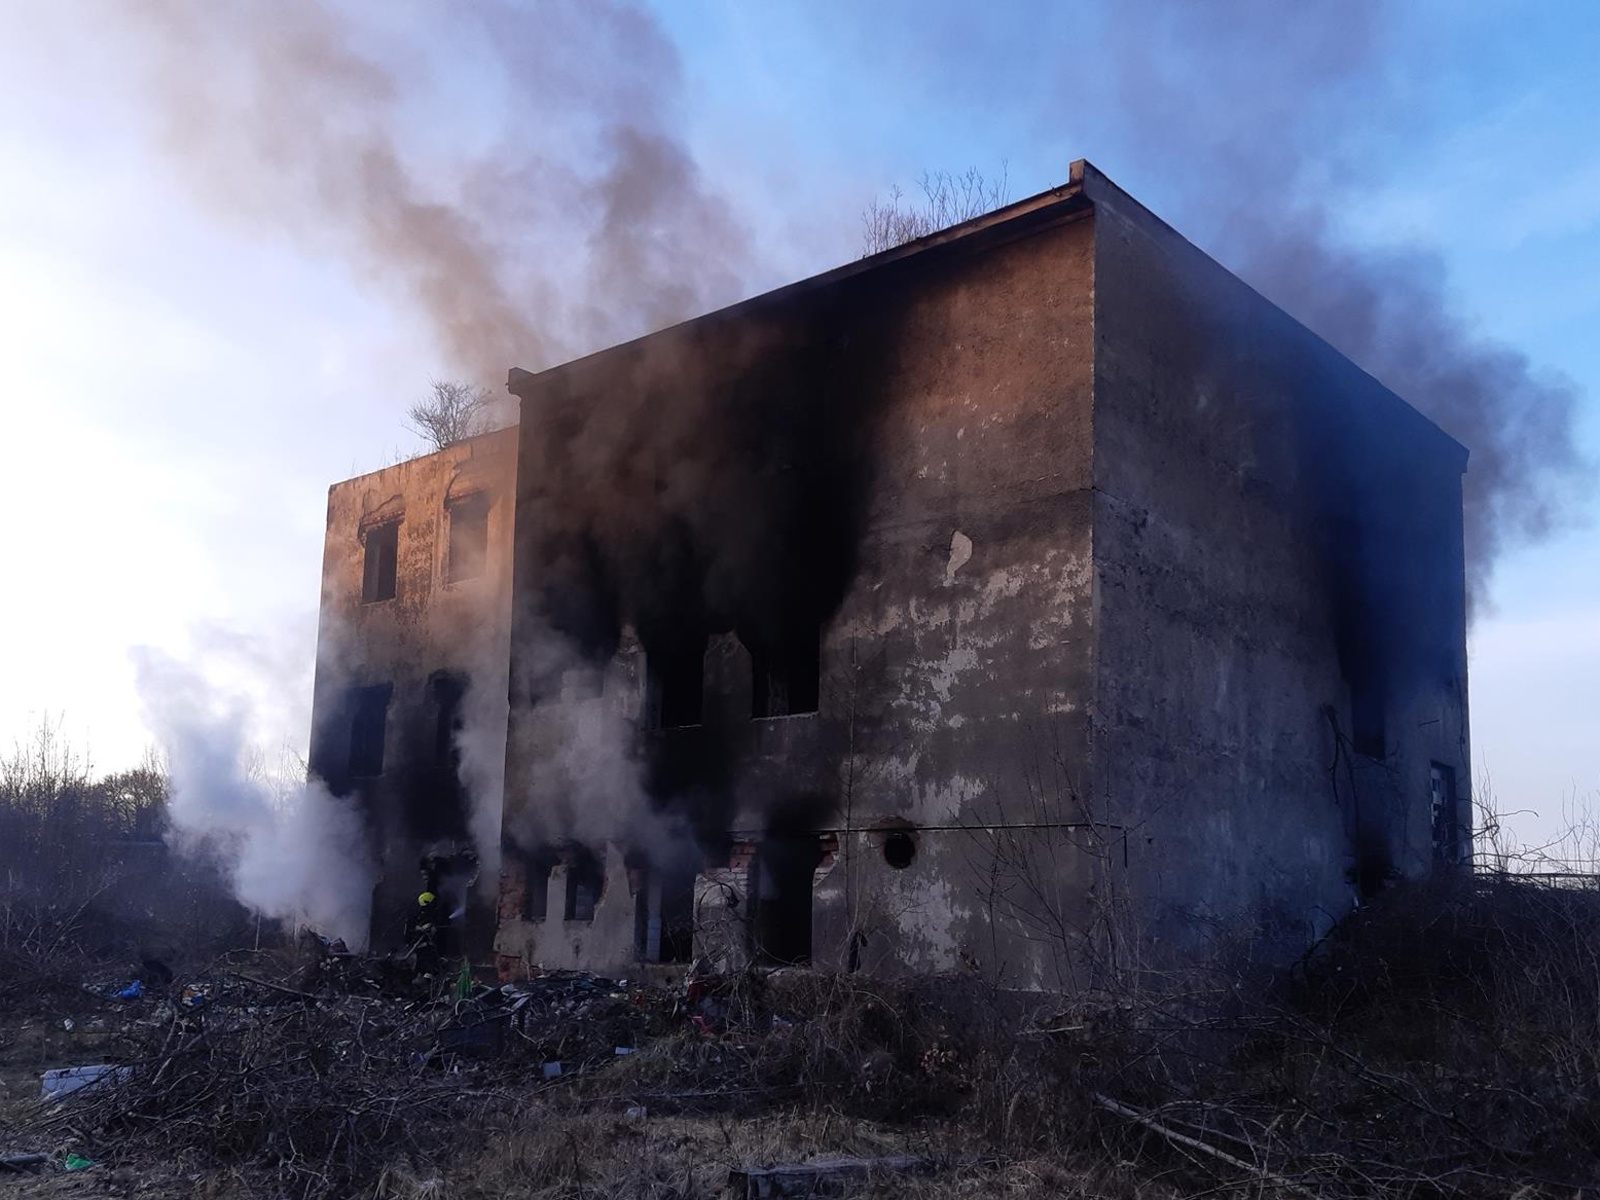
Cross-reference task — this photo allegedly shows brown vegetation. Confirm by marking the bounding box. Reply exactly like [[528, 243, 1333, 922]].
[[0, 722, 252, 1012], [3, 871, 1597, 1197], [4, 724, 1597, 1196]]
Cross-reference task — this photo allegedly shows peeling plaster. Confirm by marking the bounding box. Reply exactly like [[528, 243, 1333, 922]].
[[944, 531, 973, 584], [889, 870, 963, 969]]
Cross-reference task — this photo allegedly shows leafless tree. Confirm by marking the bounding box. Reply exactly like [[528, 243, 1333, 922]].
[[0, 719, 250, 969], [406, 380, 495, 451], [860, 164, 1010, 256]]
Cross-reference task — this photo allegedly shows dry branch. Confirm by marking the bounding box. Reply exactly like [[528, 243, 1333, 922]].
[[1092, 1091, 1318, 1199]]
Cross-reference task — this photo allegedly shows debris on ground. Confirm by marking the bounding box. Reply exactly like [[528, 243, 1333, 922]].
[[40, 1063, 130, 1100], [6, 875, 1600, 1198]]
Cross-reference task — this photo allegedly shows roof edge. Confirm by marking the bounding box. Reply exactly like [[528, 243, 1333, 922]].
[[508, 163, 1099, 397], [1067, 161, 1471, 466], [327, 424, 519, 492]]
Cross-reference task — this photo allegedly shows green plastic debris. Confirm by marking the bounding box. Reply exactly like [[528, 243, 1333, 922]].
[[63, 1153, 94, 1171], [454, 962, 472, 1000]]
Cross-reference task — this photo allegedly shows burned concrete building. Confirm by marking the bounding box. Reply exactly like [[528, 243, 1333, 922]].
[[314, 162, 1470, 987], [308, 427, 518, 950]]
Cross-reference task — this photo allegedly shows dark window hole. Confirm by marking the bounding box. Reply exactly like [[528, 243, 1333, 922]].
[[362, 521, 399, 603], [446, 494, 489, 583]]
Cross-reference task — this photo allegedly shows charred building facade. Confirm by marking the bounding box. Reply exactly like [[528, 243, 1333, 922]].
[[314, 162, 1470, 987], [308, 427, 518, 950]]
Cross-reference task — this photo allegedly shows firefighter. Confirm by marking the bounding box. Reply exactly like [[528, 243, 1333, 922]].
[[406, 890, 446, 976]]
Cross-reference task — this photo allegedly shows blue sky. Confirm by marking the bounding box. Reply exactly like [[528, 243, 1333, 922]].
[[0, 1, 1593, 842]]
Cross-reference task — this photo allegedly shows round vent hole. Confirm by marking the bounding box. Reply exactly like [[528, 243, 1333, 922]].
[[883, 832, 916, 869]]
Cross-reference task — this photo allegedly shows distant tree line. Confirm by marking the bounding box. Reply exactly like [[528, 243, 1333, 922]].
[[0, 719, 252, 981]]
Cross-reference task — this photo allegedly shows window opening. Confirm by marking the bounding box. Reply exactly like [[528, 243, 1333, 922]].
[[347, 684, 392, 778], [635, 863, 696, 963], [752, 837, 821, 965], [445, 494, 489, 583], [752, 633, 820, 719], [563, 844, 603, 921], [1430, 763, 1462, 864], [430, 673, 467, 772], [522, 848, 558, 922], [561, 666, 605, 703], [644, 639, 706, 729], [362, 521, 399, 603]]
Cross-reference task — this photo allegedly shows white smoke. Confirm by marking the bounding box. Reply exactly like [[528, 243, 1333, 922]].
[[132, 641, 376, 949], [109, 0, 757, 905], [502, 625, 656, 853], [452, 625, 512, 894]]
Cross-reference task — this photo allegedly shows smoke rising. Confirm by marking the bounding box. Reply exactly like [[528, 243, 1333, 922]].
[[122, 0, 752, 388], [115, 1, 1588, 936], [452, 637, 510, 892], [117, 0, 762, 928], [505, 307, 897, 856], [1099, 0, 1588, 598], [133, 645, 376, 948]]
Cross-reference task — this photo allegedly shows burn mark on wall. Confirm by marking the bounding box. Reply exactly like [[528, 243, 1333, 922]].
[[505, 276, 916, 861]]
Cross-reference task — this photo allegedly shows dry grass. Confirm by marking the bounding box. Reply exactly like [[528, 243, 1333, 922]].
[[9, 874, 1600, 1198]]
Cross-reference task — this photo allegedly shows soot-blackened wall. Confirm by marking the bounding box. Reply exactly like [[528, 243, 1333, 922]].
[[1087, 166, 1470, 963], [487, 161, 1469, 987], [496, 196, 1106, 986], [309, 428, 518, 951]]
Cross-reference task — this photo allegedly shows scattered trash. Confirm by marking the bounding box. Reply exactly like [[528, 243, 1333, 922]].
[[41, 1065, 132, 1101], [624, 1104, 648, 1120], [61, 1018, 74, 1032], [614, 1046, 635, 1055], [436, 1014, 506, 1060], [0, 1153, 48, 1174], [62, 1153, 94, 1171], [541, 1061, 563, 1079], [82, 979, 147, 1002]]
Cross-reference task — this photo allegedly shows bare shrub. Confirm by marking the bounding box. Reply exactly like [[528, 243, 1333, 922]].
[[405, 380, 497, 451], [861, 165, 1010, 256], [1475, 767, 1600, 877], [0, 719, 252, 999], [34, 991, 503, 1197], [1024, 873, 1600, 1196], [599, 969, 969, 1120]]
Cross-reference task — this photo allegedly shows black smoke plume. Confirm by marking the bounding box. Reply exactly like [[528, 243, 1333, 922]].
[[121, 0, 752, 386], [1100, 0, 1588, 601], [116, 0, 760, 927], [508, 284, 906, 850]]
